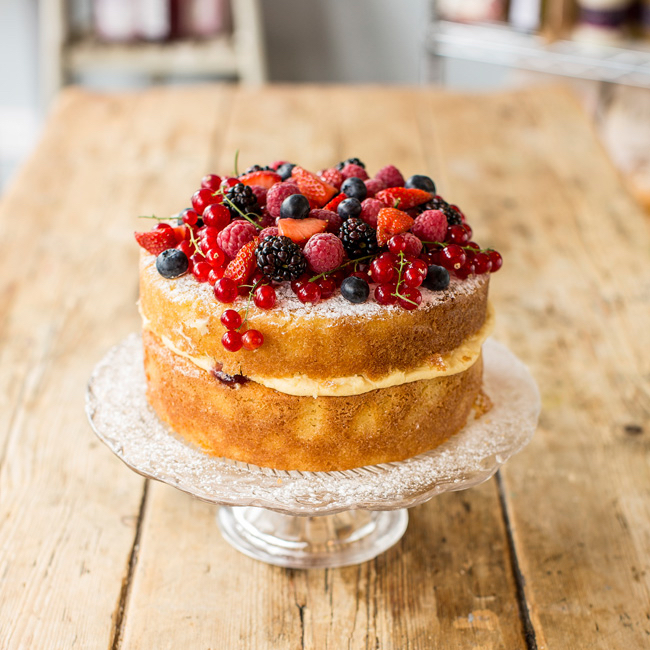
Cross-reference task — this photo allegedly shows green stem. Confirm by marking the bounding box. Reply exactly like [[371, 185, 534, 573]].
[[233, 149, 240, 177], [308, 254, 375, 283], [222, 195, 263, 230]]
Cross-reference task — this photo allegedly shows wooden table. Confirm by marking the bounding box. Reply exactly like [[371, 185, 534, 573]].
[[1, 84, 648, 649]]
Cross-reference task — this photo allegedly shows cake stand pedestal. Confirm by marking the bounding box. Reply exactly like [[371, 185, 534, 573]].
[[86, 335, 540, 569]]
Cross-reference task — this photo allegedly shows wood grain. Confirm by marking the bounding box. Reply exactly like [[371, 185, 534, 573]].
[[1, 83, 648, 649]]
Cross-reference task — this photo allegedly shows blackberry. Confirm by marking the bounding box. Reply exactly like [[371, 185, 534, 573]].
[[339, 217, 378, 259], [418, 196, 462, 226], [243, 164, 272, 174], [255, 236, 307, 281], [226, 182, 260, 218], [336, 157, 366, 171]]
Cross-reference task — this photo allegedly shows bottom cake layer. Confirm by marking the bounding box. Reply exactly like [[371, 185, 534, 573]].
[[143, 329, 484, 471]]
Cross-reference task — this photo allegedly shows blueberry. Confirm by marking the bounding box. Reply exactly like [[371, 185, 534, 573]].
[[280, 193, 310, 219], [422, 264, 449, 291], [340, 276, 370, 304], [405, 174, 436, 194], [156, 249, 189, 279], [276, 162, 295, 181], [337, 197, 362, 220], [341, 177, 367, 201]]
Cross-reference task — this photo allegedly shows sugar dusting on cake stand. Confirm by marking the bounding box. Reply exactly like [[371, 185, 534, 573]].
[[85, 335, 540, 569]]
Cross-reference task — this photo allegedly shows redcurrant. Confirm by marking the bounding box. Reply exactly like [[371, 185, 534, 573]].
[[214, 277, 238, 303], [488, 250, 503, 272], [388, 234, 407, 254], [317, 277, 336, 299], [398, 287, 422, 310], [192, 261, 212, 283], [191, 188, 219, 216], [221, 330, 242, 352], [220, 309, 242, 330], [201, 174, 222, 191], [242, 329, 264, 350], [369, 258, 395, 284], [374, 283, 397, 305], [473, 252, 492, 275], [440, 245, 466, 270], [254, 285, 276, 309], [181, 208, 199, 226], [297, 282, 321, 304], [203, 203, 230, 230]]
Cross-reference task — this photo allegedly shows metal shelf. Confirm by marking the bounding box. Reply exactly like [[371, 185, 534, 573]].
[[428, 21, 650, 87]]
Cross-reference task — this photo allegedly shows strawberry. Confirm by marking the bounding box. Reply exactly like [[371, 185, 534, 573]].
[[376, 208, 414, 246], [323, 193, 346, 213], [277, 218, 328, 245], [375, 187, 432, 210], [134, 228, 177, 255], [291, 166, 337, 208], [238, 171, 282, 189], [224, 237, 258, 284]]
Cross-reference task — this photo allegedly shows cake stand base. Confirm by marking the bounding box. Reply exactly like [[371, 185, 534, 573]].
[[218, 506, 409, 569]]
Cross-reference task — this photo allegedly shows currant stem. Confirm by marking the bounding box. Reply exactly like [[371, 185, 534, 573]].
[[222, 195, 263, 230], [138, 214, 168, 221], [233, 149, 240, 177], [390, 250, 418, 306], [237, 277, 262, 331]]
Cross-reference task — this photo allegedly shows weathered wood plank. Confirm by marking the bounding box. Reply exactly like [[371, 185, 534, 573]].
[[118, 85, 525, 650], [422, 86, 650, 649], [0, 85, 235, 648]]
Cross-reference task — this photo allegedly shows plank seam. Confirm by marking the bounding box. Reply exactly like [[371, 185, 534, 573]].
[[109, 480, 149, 650], [496, 471, 538, 650]]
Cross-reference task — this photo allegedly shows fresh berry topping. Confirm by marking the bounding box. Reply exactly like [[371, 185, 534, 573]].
[[390, 232, 422, 257], [266, 182, 300, 218], [242, 329, 264, 351], [221, 309, 242, 330], [339, 217, 379, 259], [253, 284, 276, 309], [369, 256, 396, 284], [180, 208, 199, 226], [214, 277, 239, 303], [249, 185, 268, 208], [397, 287, 422, 310], [340, 276, 370, 304], [337, 197, 362, 221], [419, 196, 463, 225], [191, 188, 220, 215], [205, 247, 225, 267], [291, 166, 338, 208], [208, 267, 224, 285], [376, 208, 414, 246], [202, 203, 230, 230], [375, 187, 432, 210], [336, 157, 366, 171], [440, 244, 467, 271], [278, 217, 328, 244], [404, 266, 425, 288], [323, 193, 346, 213], [447, 224, 470, 244], [374, 283, 397, 305], [341, 177, 368, 201], [259, 226, 279, 240], [224, 238, 258, 284], [359, 198, 383, 228], [201, 174, 222, 190], [319, 167, 344, 190], [135, 228, 177, 256], [405, 174, 436, 194], [308, 208, 342, 234], [340, 163, 369, 181], [375, 165, 405, 189], [276, 162, 295, 181], [488, 249, 503, 272], [225, 183, 260, 218], [280, 193, 310, 220], [317, 277, 336, 299], [411, 210, 448, 243], [192, 260, 212, 282], [156, 248, 189, 278], [296, 282, 321, 304], [255, 236, 307, 281], [422, 265, 450, 291], [221, 330, 243, 352], [238, 170, 281, 189], [364, 177, 385, 198], [216, 220, 258, 259], [473, 251, 492, 275], [303, 233, 345, 273]]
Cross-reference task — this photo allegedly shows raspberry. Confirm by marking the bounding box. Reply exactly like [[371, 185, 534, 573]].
[[375, 164, 404, 188], [216, 220, 258, 259], [249, 185, 268, 207], [401, 232, 423, 256], [411, 210, 448, 243], [266, 182, 300, 218], [303, 233, 345, 273], [319, 168, 344, 190], [259, 226, 279, 240], [364, 178, 385, 198], [309, 208, 342, 234], [340, 163, 369, 181], [359, 198, 384, 229]]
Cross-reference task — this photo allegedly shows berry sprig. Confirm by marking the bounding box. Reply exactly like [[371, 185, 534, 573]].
[[219, 279, 266, 352]]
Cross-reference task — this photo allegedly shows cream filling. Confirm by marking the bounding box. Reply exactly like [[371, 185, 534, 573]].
[[142, 304, 494, 397]]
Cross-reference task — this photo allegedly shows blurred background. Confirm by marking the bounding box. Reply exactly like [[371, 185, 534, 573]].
[[1, 0, 649, 208]]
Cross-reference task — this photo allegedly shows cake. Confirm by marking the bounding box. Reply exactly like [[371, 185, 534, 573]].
[[135, 158, 502, 471]]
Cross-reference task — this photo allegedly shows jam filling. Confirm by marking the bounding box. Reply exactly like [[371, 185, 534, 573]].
[[211, 364, 249, 388]]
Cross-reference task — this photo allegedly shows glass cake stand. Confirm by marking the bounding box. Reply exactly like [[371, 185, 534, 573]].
[[85, 334, 540, 569]]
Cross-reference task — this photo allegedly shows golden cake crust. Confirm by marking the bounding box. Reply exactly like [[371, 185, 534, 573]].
[[143, 329, 484, 471], [139, 253, 490, 381]]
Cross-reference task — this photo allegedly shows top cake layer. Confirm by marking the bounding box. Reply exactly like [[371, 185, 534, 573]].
[[139, 252, 490, 391]]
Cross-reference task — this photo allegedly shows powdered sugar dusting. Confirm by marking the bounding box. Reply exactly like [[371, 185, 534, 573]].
[[86, 335, 540, 516], [141, 254, 488, 323]]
